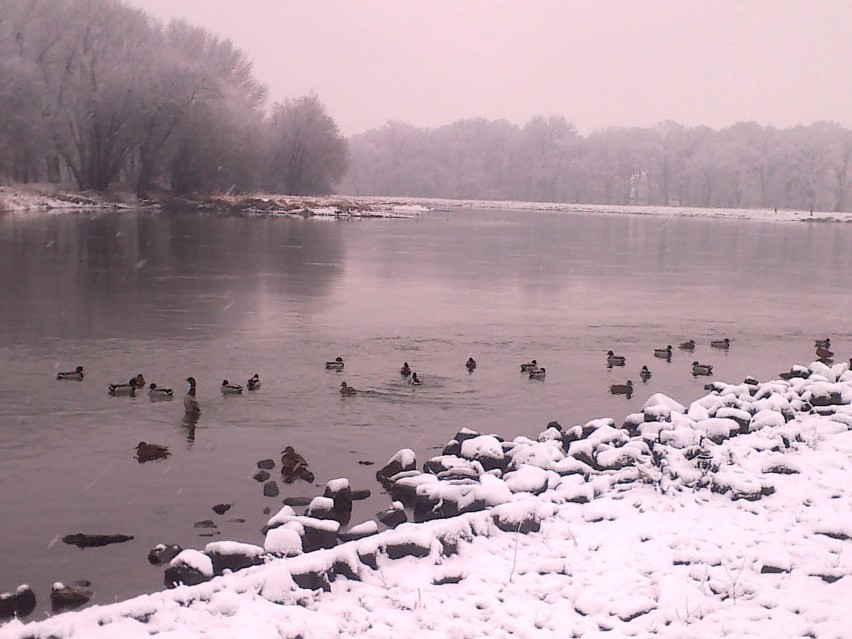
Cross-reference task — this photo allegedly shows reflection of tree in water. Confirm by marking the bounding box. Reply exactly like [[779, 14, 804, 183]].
[[0, 211, 346, 343]]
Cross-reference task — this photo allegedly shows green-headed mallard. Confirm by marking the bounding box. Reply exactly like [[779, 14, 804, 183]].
[[610, 380, 633, 396], [692, 361, 714, 376], [57, 366, 84, 381], [654, 345, 673, 359], [710, 338, 730, 350], [221, 379, 243, 394], [607, 351, 626, 366], [326, 357, 345, 371], [108, 379, 137, 397], [409, 372, 422, 385], [529, 367, 546, 380], [640, 366, 652, 382], [148, 383, 174, 400]]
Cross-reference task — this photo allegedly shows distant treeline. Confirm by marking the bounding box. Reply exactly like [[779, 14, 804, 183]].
[[0, 0, 348, 196], [340, 118, 852, 213]]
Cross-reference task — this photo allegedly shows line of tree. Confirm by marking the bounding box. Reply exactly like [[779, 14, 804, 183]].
[[0, 0, 348, 197], [340, 118, 852, 213]]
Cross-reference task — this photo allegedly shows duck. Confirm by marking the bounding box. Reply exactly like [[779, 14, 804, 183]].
[[340, 381, 357, 396], [678, 340, 696, 352], [814, 338, 831, 349], [183, 377, 200, 417], [654, 345, 673, 359], [131, 373, 146, 389], [815, 346, 834, 360], [221, 379, 243, 394], [520, 359, 539, 373], [610, 380, 633, 396], [400, 362, 411, 377], [148, 383, 174, 400], [409, 372, 422, 385], [135, 441, 170, 463], [247, 373, 261, 391], [692, 361, 714, 376], [710, 338, 731, 350], [529, 367, 546, 380], [57, 366, 84, 381], [281, 446, 314, 483], [326, 357, 345, 371], [606, 351, 626, 366], [466, 357, 477, 372], [639, 365, 652, 382], [108, 379, 137, 397]]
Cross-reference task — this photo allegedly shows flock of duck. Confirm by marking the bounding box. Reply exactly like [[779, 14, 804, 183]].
[[55, 337, 842, 412]]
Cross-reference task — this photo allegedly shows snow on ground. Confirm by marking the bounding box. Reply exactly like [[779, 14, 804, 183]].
[[3, 361, 851, 638], [0, 185, 140, 213]]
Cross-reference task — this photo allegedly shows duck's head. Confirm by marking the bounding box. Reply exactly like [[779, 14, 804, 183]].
[[149, 383, 157, 390], [186, 377, 196, 385], [692, 361, 700, 366], [336, 357, 343, 362], [222, 379, 229, 386], [607, 351, 614, 356], [531, 360, 537, 365], [76, 366, 84, 373]]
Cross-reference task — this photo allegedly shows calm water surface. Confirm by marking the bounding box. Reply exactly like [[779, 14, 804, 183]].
[[1, 207, 850, 617]]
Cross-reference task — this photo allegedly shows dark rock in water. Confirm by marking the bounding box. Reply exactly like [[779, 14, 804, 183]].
[[323, 479, 353, 521], [164, 564, 210, 588], [253, 470, 271, 482], [283, 496, 313, 507], [205, 543, 265, 575], [194, 520, 217, 529], [377, 505, 407, 529], [148, 544, 183, 565], [62, 533, 134, 548], [442, 439, 462, 456], [0, 585, 36, 620], [262, 506, 271, 515], [212, 503, 232, 515], [263, 480, 280, 497], [351, 488, 371, 500], [375, 449, 417, 482], [300, 517, 341, 553], [256, 458, 275, 470], [305, 497, 336, 520], [357, 460, 375, 466], [50, 583, 92, 613]]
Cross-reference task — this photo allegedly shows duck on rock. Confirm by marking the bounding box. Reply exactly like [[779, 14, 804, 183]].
[[326, 357, 345, 371], [57, 366, 84, 381], [247, 374, 261, 391]]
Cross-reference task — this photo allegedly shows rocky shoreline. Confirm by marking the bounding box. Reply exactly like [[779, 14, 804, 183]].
[[3, 358, 850, 636]]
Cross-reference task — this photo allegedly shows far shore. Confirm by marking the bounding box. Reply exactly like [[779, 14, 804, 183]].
[[2, 183, 850, 224]]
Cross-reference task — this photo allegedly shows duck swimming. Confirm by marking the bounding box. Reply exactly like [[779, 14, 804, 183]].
[[57, 366, 84, 381], [815, 338, 830, 349], [692, 361, 714, 376], [529, 367, 546, 380], [247, 373, 261, 391], [135, 441, 171, 463], [221, 379, 243, 394], [466, 357, 477, 372], [148, 383, 173, 400], [340, 381, 357, 396], [400, 362, 411, 377], [326, 357, 345, 371], [108, 379, 137, 397], [131, 374, 146, 389], [610, 380, 633, 396], [678, 340, 695, 351], [184, 377, 200, 417], [607, 351, 626, 366], [409, 372, 422, 385], [640, 366, 652, 382], [654, 345, 673, 360], [710, 338, 731, 350], [520, 360, 539, 373]]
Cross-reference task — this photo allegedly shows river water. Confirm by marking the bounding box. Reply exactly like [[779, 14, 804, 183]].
[[0, 206, 850, 617]]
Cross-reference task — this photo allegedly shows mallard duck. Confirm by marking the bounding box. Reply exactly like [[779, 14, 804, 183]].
[[815, 338, 830, 349], [108, 379, 137, 397], [57, 366, 84, 381], [692, 361, 714, 376], [340, 381, 357, 396], [147, 383, 173, 400], [135, 441, 171, 463], [409, 372, 422, 385], [606, 351, 626, 366], [221, 379, 243, 394], [529, 367, 546, 380], [400, 362, 411, 377], [520, 359, 539, 372], [326, 357, 345, 371], [640, 365, 652, 382], [131, 374, 146, 389], [710, 338, 730, 349], [678, 340, 695, 351], [610, 380, 633, 396], [280, 446, 314, 483], [466, 357, 477, 372], [816, 346, 834, 360], [184, 377, 200, 417], [247, 373, 261, 391], [654, 345, 673, 359]]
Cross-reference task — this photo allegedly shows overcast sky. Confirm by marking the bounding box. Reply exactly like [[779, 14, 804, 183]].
[[128, 0, 852, 136]]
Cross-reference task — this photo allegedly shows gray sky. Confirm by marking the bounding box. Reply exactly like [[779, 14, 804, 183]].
[[129, 0, 852, 136]]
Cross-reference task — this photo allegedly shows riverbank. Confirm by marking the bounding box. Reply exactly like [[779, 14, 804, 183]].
[[2, 360, 850, 638]]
